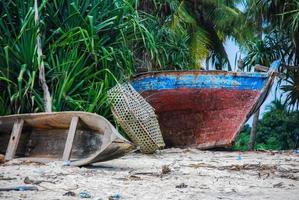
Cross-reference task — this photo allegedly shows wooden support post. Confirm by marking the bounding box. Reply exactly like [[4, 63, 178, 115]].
[[5, 119, 24, 160], [248, 109, 260, 151], [62, 116, 79, 161]]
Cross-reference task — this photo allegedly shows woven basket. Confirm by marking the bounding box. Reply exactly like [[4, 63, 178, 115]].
[[108, 83, 165, 153]]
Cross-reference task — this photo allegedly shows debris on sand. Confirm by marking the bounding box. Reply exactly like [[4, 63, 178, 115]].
[[236, 155, 242, 160], [217, 163, 277, 171], [176, 183, 188, 188], [3, 160, 45, 166], [188, 163, 215, 169], [24, 176, 55, 185], [0, 149, 298, 200], [0, 175, 16, 181], [24, 177, 43, 185], [273, 182, 284, 188], [0, 154, 5, 164], [161, 165, 171, 175], [0, 186, 38, 191], [108, 193, 121, 200], [79, 191, 91, 198], [128, 175, 142, 180], [63, 191, 76, 196]]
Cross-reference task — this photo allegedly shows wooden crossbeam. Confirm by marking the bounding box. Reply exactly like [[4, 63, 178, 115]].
[[5, 119, 24, 160], [254, 64, 268, 72], [282, 64, 299, 70], [62, 116, 79, 161]]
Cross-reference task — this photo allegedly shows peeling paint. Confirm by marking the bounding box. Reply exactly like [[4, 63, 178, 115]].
[[132, 71, 272, 149]]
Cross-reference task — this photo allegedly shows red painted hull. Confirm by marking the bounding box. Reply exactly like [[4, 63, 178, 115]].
[[141, 88, 260, 148]]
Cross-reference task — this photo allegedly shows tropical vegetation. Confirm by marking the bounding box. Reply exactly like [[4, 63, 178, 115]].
[[0, 0, 193, 117], [0, 0, 251, 116], [233, 100, 299, 150], [241, 0, 299, 108]]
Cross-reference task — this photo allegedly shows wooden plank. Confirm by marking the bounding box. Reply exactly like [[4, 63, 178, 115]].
[[5, 119, 24, 160], [62, 116, 79, 161], [254, 64, 268, 72], [282, 64, 299, 70]]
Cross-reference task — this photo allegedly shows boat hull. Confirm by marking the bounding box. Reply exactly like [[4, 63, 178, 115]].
[[0, 112, 134, 166], [132, 71, 275, 149]]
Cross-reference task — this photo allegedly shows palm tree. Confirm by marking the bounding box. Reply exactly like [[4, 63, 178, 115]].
[[182, 0, 244, 70], [243, 0, 299, 105], [242, 0, 299, 150], [281, 70, 299, 110], [138, 0, 245, 70], [243, 0, 299, 64]]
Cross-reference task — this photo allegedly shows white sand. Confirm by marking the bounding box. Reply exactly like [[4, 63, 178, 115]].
[[0, 149, 298, 200]]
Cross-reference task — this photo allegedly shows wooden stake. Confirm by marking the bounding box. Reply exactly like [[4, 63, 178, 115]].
[[5, 119, 24, 160], [62, 116, 79, 161], [248, 109, 260, 151]]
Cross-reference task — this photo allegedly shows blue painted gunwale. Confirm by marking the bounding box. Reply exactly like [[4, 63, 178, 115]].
[[132, 71, 269, 92]]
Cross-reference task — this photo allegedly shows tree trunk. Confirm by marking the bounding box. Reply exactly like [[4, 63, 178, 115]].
[[248, 108, 259, 150], [34, 0, 52, 112]]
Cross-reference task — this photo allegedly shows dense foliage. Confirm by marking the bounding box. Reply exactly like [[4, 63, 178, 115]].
[[139, 0, 245, 70], [0, 0, 248, 116], [233, 101, 299, 150], [0, 0, 255, 117], [0, 0, 197, 116], [241, 0, 299, 109]]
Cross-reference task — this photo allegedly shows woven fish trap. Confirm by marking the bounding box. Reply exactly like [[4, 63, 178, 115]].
[[107, 83, 165, 153]]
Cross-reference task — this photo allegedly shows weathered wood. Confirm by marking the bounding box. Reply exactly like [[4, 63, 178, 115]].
[[0, 112, 134, 166], [248, 109, 260, 150], [28, 129, 100, 159], [248, 63, 269, 150], [132, 70, 275, 149], [254, 64, 268, 72], [5, 119, 24, 160], [282, 64, 299, 70], [62, 116, 79, 161]]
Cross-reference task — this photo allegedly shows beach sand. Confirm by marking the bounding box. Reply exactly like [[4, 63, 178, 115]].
[[0, 148, 298, 199]]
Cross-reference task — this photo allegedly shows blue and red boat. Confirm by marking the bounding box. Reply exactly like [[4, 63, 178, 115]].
[[131, 61, 280, 149]]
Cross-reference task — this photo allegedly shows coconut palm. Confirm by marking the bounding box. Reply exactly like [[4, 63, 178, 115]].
[[281, 70, 299, 110], [138, 0, 247, 70], [242, 0, 299, 105], [243, 0, 299, 65], [241, 0, 299, 150], [177, 0, 246, 70]]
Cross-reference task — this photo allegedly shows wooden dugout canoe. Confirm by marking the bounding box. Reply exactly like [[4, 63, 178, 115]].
[[131, 61, 280, 149], [0, 112, 134, 166]]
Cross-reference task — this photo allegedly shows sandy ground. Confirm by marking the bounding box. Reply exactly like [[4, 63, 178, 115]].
[[0, 148, 298, 200]]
